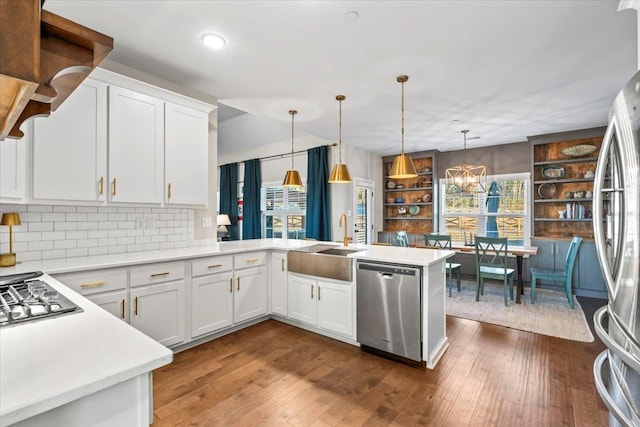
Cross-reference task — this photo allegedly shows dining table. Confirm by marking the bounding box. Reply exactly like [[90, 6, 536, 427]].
[[450, 242, 538, 304]]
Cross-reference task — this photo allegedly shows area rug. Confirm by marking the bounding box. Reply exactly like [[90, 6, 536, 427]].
[[446, 281, 595, 342]]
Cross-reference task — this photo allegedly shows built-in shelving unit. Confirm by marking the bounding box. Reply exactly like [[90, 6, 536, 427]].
[[381, 151, 438, 234], [529, 128, 605, 239]]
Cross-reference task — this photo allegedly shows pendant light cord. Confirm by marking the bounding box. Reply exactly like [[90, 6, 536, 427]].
[[401, 79, 405, 155], [289, 110, 297, 169], [462, 129, 469, 166], [338, 96, 343, 163]]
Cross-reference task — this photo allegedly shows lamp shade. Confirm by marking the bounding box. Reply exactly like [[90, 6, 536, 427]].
[[283, 169, 303, 187], [328, 163, 352, 183], [0, 213, 20, 226], [389, 153, 418, 179]]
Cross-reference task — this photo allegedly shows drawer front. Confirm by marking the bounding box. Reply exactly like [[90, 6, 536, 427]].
[[192, 255, 233, 277], [53, 268, 127, 296], [234, 251, 267, 269], [130, 261, 185, 287]]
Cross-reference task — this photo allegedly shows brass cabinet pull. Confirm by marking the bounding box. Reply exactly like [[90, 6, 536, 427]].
[[80, 280, 107, 288], [99, 176, 104, 195], [310, 285, 314, 299], [112, 178, 117, 196], [208, 264, 223, 269], [246, 258, 259, 263], [134, 296, 138, 316], [150, 272, 170, 278], [237, 277, 240, 291], [120, 299, 125, 319], [167, 182, 172, 199], [229, 278, 233, 293], [318, 286, 321, 301], [281, 259, 285, 272]]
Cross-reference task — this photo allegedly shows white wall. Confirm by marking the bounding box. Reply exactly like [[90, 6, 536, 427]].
[[218, 114, 381, 241]]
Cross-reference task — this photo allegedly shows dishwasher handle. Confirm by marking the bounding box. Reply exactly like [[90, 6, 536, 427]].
[[357, 262, 420, 276]]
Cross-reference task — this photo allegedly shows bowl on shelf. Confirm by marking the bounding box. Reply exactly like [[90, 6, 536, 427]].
[[395, 197, 405, 204], [574, 190, 585, 199], [542, 165, 565, 179], [386, 197, 395, 204], [395, 184, 405, 189], [560, 144, 597, 158], [386, 180, 397, 189], [537, 183, 557, 199], [409, 205, 420, 216], [584, 170, 595, 179]]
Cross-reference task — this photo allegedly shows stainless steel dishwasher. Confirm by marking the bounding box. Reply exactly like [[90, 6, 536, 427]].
[[356, 261, 422, 363]]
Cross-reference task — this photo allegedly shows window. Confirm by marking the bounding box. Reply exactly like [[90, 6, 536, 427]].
[[440, 173, 530, 245], [261, 183, 306, 239]]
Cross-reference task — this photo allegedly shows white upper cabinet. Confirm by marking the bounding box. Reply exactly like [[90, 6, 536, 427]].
[[0, 128, 26, 203], [165, 102, 209, 206], [108, 85, 164, 204], [32, 78, 107, 202]]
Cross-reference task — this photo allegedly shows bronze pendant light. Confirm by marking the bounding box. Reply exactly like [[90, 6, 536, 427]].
[[388, 75, 418, 179], [282, 109, 303, 187], [329, 94, 352, 183]]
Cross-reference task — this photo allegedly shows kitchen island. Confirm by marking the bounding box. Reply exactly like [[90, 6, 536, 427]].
[[0, 274, 172, 427]]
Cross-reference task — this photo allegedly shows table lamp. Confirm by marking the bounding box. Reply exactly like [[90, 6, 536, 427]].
[[217, 214, 231, 240], [1, 212, 21, 267]]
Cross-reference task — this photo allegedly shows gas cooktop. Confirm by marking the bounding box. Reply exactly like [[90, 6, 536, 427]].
[[0, 271, 82, 327]]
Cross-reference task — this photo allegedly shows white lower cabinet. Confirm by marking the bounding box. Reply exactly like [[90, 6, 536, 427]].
[[89, 290, 128, 322], [129, 262, 185, 347], [234, 266, 267, 323], [130, 282, 185, 347], [270, 252, 288, 316], [287, 273, 353, 338], [191, 271, 233, 338]]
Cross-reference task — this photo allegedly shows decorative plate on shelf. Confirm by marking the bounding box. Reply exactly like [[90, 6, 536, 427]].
[[537, 183, 557, 199], [409, 205, 420, 215], [560, 144, 597, 158], [386, 180, 396, 189], [542, 165, 565, 179]]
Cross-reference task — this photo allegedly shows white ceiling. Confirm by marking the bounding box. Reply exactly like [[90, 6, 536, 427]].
[[46, 1, 637, 156]]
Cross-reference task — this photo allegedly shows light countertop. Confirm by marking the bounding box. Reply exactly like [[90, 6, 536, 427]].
[[0, 274, 173, 427], [0, 239, 453, 276]]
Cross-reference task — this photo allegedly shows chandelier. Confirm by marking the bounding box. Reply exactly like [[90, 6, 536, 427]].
[[445, 130, 486, 193]]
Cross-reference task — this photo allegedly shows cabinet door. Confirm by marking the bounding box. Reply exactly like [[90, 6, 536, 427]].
[[233, 266, 267, 323], [0, 133, 26, 202], [270, 252, 287, 316], [317, 280, 353, 337], [576, 242, 607, 297], [32, 78, 107, 202], [287, 274, 316, 326], [130, 281, 184, 347], [165, 102, 208, 205], [191, 272, 233, 338], [108, 85, 164, 204], [89, 290, 128, 322]]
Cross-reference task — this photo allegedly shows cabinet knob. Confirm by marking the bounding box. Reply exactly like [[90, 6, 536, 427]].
[[237, 277, 240, 291], [80, 280, 107, 288], [120, 299, 125, 319], [167, 182, 172, 199], [318, 286, 321, 301], [112, 178, 117, 196], [134, 296, 138, 316], [99, 176, 104, 195], [310, 285, 314, 299]]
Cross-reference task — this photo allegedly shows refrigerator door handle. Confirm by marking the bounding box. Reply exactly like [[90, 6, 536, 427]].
[[593, 117, 620, 298], [594, 351, 636, 427], [594, 306, 640, 373]]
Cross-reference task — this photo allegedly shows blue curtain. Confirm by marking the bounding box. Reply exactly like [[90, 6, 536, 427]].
[[305, 146, 331, 241], [219, 163, 238, 240], [242, 158, 262, 239], [486, 181, 499, 237]]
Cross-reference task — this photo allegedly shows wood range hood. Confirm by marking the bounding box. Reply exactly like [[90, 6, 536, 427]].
[[0, 0, 113, 140]]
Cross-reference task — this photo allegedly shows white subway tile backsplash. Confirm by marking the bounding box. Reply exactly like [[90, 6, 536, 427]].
[[66, 213, 88, 221], [42, 213, 66, 222], [54, 222, 78, 231], [29, 222, 53, 232], [54, 206, 76, 213], [1, 204, 195, 263]]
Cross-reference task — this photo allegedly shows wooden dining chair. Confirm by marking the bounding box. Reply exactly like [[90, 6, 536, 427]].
[[395, 231, 409, 247], [475, 236, 515, 306], [530, 236, 582, 309], [424, 234, 461, 297]]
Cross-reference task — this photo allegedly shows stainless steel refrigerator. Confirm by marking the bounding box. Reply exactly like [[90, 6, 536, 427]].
[[593, 69, 640, 426]]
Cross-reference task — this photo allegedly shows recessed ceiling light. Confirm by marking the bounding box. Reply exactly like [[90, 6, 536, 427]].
[[345, 11, 359, 23], [201, 33, 227, 49]]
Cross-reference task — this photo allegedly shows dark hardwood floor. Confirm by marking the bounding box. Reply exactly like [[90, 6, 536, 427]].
[[152, 309, 608, 426]]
